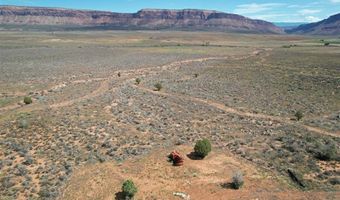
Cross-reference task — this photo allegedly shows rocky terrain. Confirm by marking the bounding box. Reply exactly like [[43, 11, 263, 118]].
[[289, 13, 340, 35], [0, 31, 339, 199], [0, 6, 283, 33]]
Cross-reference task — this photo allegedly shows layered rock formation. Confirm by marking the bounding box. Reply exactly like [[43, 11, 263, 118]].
[[0, 6, 283, 33]]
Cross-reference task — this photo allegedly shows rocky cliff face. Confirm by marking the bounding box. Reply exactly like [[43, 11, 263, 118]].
[[288, 13, 340, 35], [0, 6, 283, 33]]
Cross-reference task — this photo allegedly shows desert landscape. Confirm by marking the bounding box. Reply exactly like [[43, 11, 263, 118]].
[[0, 30, 339, 199]]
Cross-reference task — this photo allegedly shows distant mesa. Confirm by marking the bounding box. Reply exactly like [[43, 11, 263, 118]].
[[288, 13, 340, 35], [0, 6, 283, 34]]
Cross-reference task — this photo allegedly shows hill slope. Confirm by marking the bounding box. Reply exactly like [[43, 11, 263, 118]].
[[288, 13, 340, 35], [0, 6, 283, 33]]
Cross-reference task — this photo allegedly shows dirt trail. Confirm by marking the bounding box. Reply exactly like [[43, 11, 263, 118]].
[[2, 47, 337, 139], [0, 49, 266, 115], [0, 104, 22, 112], [49, 79, 110, 109], [133, 84, 339, 138]]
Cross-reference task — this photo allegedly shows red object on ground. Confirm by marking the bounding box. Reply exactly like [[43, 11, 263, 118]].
[[170, 150, 184, 166]]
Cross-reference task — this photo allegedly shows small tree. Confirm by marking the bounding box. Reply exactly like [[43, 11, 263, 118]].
[[118, 72, 121, 77], [24, 97, 32, 105], [231, 171, 244, 189], [194, 139, 211, 159], [122, 180, 137, 199], [154, 83, 162, 91], [135, 78, 141, 85], [295, 110, 303, 121], [194, 73, 199, 78], [324, 42, 330, 46]]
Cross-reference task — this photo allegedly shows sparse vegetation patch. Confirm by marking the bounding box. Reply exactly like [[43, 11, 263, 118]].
[[314, 140, 338, 161]]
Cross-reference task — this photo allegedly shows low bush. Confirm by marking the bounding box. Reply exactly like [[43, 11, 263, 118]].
[[135, 78, 141, 85], [122, 180, 137, 199], [231, 171, 244, 189], [329, 177, 340, 185], [194, 139, 211, 159], [315, 140, 337, 161], [18, 119, 29, 129], [295, 110, 303, 121], [154, 83, 162, 91], [23, 96, 32, 104]]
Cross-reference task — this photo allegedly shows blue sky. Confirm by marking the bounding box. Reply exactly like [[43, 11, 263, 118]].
[[0, 0, 339, 22]]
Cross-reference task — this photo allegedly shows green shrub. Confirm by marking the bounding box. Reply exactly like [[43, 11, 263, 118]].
[[135, 78, 141, 85], [231, 171, 244, 189], [122, 180, 137, 199], [23, 97, 32, 105], [295, 110, 303, 121], [154, 83, 162, 91], [324, 42, 330, 46], [194, 73, 199, 78], [118, 72, 121, 77], [194, 139, 211, 158]]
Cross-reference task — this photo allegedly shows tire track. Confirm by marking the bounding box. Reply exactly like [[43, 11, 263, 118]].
[[133, 84, 339, 138], [1, 49, 267, 116]]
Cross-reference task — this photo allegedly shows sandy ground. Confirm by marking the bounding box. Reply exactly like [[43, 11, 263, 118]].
[[60, 146, 338, 200]]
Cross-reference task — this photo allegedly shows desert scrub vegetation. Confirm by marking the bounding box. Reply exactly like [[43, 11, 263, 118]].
[[278, 133, 339, 162], [202, 41, 210, 46], [17, 119, 29, 129], [122, 180, 137, 199], [154, 83, 162, 91], [231, 171, 244, 189], [23, 96, 32, 104], [194, 139, 211, 159], [135, 78, 141, 85], [268, 132, 340, 189], [287, 168, 305, 188], [295, 110, 303, 121], [314, 140, 338, 161]]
